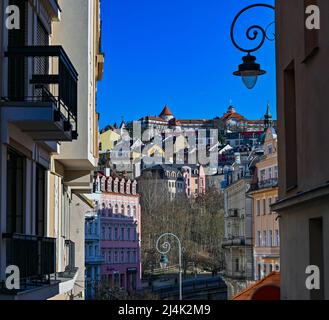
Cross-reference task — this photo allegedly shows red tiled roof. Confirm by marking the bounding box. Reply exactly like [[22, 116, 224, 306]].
[[221, 112, 246, 121], [159, 105, 173, 117], [232, 271, 280, 300]]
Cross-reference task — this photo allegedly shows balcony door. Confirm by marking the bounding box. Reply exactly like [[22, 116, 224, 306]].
[[6, 148, 26, 234]]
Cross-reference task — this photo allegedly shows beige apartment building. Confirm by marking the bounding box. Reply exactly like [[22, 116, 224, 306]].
[[223, 158, 254, 298], [273, 0, 329, 300], [0, 0, 103, 300], [249, 128, 280, 281]]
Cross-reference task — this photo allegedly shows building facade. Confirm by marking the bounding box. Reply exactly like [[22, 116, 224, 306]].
[[222, 174, 254, 298], [139, 164, 206, 200], [249, 128, 280, 281], [0, 0, 103, 300], [85, 209, 103, 300], [88, 172, 142, 293], [273, 0, 329, 300]]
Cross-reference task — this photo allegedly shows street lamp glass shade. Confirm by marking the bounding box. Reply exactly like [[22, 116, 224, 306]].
[[160, 255, 169, 269], [241, 71, 258, 90], [233, 54, 266, 90]]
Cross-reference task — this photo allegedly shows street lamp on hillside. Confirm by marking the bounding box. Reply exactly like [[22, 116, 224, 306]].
[[230, 3, 275, 89], [156, 233, 183, 300]]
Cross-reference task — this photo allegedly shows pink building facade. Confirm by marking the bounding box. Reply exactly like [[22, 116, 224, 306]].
[[95, 173, 142, 291]]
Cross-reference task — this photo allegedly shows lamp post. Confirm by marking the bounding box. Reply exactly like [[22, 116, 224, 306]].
[[230, 4, 275, 89], [156, 233, 183, 300]]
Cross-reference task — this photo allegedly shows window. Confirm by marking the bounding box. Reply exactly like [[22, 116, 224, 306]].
[[268, 167, 272, 179], [260, 169, 266, 181], [269, 264, 273, 273], [121, 251, 124, 263], [268, 230, 273, 247], [257, 231, 261, 247], [258, 264, 261, 280], [108, 251, 112, 263], [268, 198, 272, 214], [275, 229, 280, 247], [127, 205, 131, 216], [114, 251, 118, 263], [35, 164, 46, 236], [121, 227, 125, 240], [235, 258, 239, 272], [108, 226, 112, 240], [114, 227, 118, 240], [263, 264, 267, 276], [121, 205, 125, 215], [115, 204, 119, 214], [284, 61, 298, 190], [127, 251, 131, 263], [6, 148, 26, 234], [263, 199, 266, 215], [262, 231, 266, 247], [127, 228, 131, 240], [268, 144, 273, 155], [102, 227, 105, 240], [257, 200, 261, 216]]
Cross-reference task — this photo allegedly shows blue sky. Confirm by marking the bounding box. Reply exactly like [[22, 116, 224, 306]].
[[98, 0, 276, 129]]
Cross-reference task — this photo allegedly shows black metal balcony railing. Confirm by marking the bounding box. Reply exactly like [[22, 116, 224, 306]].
[[4, 46, 78, 139], [250, 178, 278, 191], [2, 233, 56, 286]]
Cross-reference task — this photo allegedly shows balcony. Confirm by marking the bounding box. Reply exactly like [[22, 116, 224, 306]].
[[85, 233, 100, 241], [250, 178, 278, 191], [0, 234, 78, 300], [85, 255, 105, 265], [222, 237, 252, 247], [1, 46, 78, 142]]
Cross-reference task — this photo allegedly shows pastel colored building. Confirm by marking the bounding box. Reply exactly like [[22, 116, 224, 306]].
[[249, 128, 280, 280], [85, 210, 104, 299], [92, 172, 142, 292], [139, 164, 206, 200]]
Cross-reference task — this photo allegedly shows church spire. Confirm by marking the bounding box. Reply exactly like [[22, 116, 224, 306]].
[[264, 102, 273, 129]]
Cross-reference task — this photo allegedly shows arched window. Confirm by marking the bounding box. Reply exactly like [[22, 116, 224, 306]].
[[115, 204, 119, 214], [121, 205, 125, 215], [127, 205, 131, 216]]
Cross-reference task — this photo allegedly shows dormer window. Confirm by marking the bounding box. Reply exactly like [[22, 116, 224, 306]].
[[106, 177, 113, 193], [113, 179, 119, 193], [120, 180, 125, 194], [126, 180, 131, 194], [132, 181, 137, 195], [100, 177, 106, 192]]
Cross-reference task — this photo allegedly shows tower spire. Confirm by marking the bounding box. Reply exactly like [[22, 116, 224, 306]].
[[264, 101, 273, 129]]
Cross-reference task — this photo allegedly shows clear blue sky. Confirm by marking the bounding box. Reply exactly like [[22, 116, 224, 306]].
[[98, 0, 276, 129]]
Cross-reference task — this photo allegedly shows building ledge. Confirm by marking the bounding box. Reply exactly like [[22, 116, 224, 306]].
[[272, 183, 329, 212], [0, 268, 79, 300]]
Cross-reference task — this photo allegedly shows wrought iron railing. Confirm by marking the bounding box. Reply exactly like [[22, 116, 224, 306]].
[[4, 45, 78, 139], [251, 178, 278, 191], [2, 233, 56, 284]]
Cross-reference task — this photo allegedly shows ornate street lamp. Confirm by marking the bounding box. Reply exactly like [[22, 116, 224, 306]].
[[230, 4, 275, 89], [156, 233, 183, 300]]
